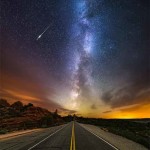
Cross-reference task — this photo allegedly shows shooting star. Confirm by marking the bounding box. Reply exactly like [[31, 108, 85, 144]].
[[37, 24, 51, 40]]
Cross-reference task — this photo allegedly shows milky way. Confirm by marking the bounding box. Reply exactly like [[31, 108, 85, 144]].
[[70, 1, 94, 109]]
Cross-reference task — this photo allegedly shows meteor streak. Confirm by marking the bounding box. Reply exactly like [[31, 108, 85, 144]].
[[37, 24, 51, 40]]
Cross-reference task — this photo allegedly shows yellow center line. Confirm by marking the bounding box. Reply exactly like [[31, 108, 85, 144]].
[[70, 121, 76, 150], [73, 122, 76, 150], [70, 129, 73, 150]]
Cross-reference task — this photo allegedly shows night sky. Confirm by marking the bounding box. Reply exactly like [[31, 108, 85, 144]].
[[1, 0, 149, 118]]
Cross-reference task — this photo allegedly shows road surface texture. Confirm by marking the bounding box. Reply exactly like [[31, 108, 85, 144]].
[[0, 122, 147, 150], [75, 122, 116, 150]]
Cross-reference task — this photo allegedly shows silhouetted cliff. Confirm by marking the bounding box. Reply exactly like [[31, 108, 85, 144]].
[[0, 99, 63, 132]]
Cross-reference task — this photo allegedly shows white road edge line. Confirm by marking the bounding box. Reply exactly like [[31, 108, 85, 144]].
[[28, 124, 67, 150], [79, 124, 119, 150]]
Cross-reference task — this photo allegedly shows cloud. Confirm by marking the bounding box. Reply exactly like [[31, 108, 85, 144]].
[[0, 88, 63, 111], [101, 103, 150, 119], [91, 104, 97, 109], [102, 110, 112, 114], [101, 83, 150, 108], [101, 90, 113, 103], [58, 107, 77, 115]]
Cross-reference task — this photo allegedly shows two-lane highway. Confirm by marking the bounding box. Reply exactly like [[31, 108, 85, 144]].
[[0, 122, 118, 150], [23, 122, 116, 150]]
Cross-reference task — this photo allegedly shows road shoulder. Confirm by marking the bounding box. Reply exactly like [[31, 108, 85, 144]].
[[0, 129, 43, 141]]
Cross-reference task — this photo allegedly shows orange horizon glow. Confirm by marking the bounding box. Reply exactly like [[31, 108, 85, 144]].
[[100, 103, 150, 119], [1, 87, 150, 119]]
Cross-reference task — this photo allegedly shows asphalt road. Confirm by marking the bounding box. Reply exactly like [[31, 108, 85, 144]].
[[75, 122, 116, 150], [0, 122, 117, 150]]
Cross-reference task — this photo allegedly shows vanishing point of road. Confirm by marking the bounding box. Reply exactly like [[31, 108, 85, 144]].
[[0, 122, 118, 150]]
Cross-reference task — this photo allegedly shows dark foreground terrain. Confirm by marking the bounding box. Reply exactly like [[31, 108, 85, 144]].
[[0, 99, 64, 134]]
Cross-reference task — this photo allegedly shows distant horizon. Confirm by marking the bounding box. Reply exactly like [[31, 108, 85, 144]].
[[1, 98, 150, 119]]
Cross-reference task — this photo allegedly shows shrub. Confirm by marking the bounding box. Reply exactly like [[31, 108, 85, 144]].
[[0, 129, 8, 134]]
